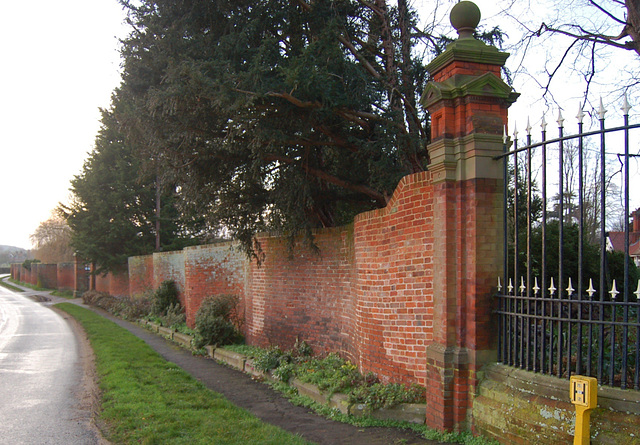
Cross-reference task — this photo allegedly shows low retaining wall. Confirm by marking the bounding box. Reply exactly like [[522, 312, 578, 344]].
[[473, 364, 640, 444]]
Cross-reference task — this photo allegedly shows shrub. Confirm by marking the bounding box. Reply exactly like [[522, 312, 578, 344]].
[[159, 302, 185, 328], [348, 382, 426, 410], [120, 295, 152, 320], [253, 346, 293, 372], [81, 290, 151, 321], [152, 280, 181, 316], [81, 290, 109, 306], [194, 295, 242, 348]]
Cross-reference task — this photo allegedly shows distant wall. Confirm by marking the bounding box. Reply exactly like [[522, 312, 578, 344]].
[[129, 255, 154, 297], [56, 262, 75, 291], [94, 267, 129, 297]]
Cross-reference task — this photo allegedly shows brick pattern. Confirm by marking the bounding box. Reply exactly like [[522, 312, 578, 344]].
[[432, 60, 501, 83], [94, 267, 130, 297], [245, 228, 357, 361], [129, 255, 154, 297], [56, 263, 75, 291], [183, 244, 246, 327], [353, 172, 434, 385]]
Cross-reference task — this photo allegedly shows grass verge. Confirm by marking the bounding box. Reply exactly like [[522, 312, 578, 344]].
[[0, 278, 24, 292], [56, 303, 310, 445]]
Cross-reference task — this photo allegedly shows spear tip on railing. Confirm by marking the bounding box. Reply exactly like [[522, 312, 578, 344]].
[[497, 276, 502, 292], [587, 278, 596, 298], [598, 97, 607, 120], [541, 114, 547, 132], [635, 280, 640, 298], [533, 277, 540, 296], [566, 277, 575, 297], [520, 276, 526, 295], [526, 117, 532, 136], [503, 125, 508, 144], [513, 122, 518, 139], [549, 276, 557, 296], [576, 102, 585, 124], [610, 279, 619, 299], [622, 92, 631, 115], [557, 109, 565, 127], [507, 278, 514, 295]]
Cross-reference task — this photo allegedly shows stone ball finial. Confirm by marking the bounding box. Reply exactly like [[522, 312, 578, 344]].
[[450, 1, 481, 39]]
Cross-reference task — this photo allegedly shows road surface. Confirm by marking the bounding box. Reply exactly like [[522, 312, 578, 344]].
[[0, 283, 101, 444]]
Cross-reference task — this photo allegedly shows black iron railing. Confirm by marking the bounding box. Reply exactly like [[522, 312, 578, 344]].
[[495, 97, 640, 390]]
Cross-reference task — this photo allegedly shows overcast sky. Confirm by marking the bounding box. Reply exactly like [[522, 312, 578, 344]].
[[0, 0, 637, 250], [0, 0, 127, 249]]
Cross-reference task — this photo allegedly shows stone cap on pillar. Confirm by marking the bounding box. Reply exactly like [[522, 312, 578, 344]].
[[425, 1, 509, 79]]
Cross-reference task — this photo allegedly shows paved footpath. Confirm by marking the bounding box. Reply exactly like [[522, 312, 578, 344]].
[[3, 279, 446, 445]]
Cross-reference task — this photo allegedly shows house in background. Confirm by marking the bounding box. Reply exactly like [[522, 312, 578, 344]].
[[607, 208, 640, 266]]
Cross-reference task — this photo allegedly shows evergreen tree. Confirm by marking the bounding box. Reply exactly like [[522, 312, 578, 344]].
[[115, 0, 433, 254], [60, 108, 204, 273]]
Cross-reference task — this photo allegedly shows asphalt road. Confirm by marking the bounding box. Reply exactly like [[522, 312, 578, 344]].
[[0, 284, 100, 444]]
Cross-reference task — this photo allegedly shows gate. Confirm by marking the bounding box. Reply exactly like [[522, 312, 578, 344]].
[[495, 97, 640, 390]]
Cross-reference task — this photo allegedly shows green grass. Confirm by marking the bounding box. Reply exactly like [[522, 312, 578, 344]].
[[56, 303, 310, 445], [8, 278, 45, 291], [51, 289, 75, 298], [1, 278, 73, 298], [0, 278, 24, 292]]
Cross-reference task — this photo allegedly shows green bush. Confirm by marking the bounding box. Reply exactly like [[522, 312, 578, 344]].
[[254, 346, 292, 372], [152, 280, 181, 316], [295, 353, 364, 395], [159, 302, 185, 328], [349, 382, 426, 410], [82, 290, 152, 320], [194, 294, 242, 348]]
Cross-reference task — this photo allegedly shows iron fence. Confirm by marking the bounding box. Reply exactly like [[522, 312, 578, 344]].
[[494, 97, 640, 390]]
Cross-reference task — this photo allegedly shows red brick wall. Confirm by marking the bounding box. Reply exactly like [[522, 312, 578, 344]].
[[56, 263, 75, 291], [109, 269, 130, 297], [153, 251, 185, 305], [245, 227, 357, 361], [129, 255, 154, 297], [183, 244, 246, 327], [353, 171, 434, 386], [94, 272, 110, 294], [243, 171, 435, 386], [94, 268, 130, 297]]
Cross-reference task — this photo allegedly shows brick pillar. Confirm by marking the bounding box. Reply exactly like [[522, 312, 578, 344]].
[[420, 1, 518, 432]]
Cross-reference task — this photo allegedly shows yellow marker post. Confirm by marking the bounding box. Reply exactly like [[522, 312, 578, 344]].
[[570, 375, 598, 445]]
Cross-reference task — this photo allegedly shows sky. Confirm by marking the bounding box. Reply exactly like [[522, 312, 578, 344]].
[[0, 0, 637, 250], [0, 0, 128, 249]]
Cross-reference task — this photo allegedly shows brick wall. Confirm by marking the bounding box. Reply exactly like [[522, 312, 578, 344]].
[[94, 268, 129, 297], [153, 251, 185, 304], [129, 255, 154, 297], [183, 243, 247, 327], [245, 226, 357, 361], [33, 263, 57, 289], [353, 171, 434, 385], [240, 171, 435, 386], [56, 262, 75, 291]]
